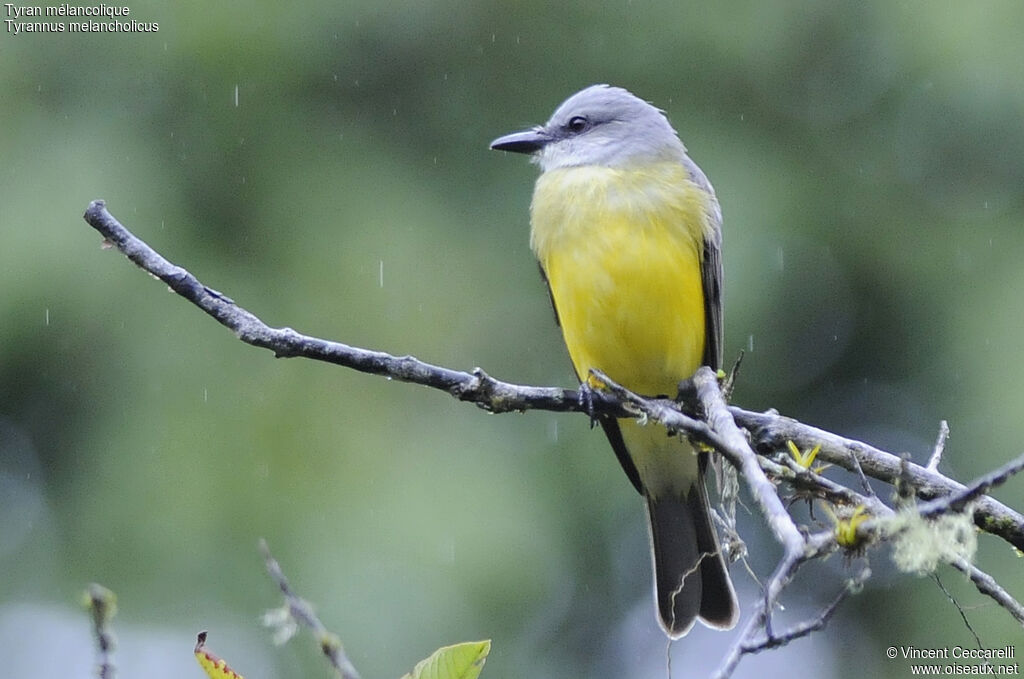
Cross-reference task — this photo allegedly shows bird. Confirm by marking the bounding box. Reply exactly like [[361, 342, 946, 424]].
[[490, 84, 738, 638]]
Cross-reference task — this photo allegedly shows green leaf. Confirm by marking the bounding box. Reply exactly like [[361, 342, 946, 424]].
[[400, 640, 491, 679]]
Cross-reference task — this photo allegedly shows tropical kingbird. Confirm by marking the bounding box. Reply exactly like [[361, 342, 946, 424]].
[[490, 85, 738, 638]]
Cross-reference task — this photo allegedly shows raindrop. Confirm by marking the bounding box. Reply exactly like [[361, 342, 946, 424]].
[[233, 84, 239, 107], [203, 388, 208, 402], [747, 334, 754, 352], [776, 246, 785, 271], [379, 260, 384, 287], [44, 308, 49, 326]]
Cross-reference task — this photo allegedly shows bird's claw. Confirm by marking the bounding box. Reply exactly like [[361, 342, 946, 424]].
[[578, 381, 600, 428]]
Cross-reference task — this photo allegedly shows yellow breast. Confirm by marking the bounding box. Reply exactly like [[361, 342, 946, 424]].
[[530, 162, 712, 397]]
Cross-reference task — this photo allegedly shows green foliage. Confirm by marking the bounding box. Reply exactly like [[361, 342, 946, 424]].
[[402, 641, 491, 679]]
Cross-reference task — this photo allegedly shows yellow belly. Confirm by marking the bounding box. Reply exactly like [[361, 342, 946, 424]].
[[530, 163, 710, 397], [531, 163, 714, 496]]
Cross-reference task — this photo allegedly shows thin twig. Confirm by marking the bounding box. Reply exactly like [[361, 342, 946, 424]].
[[740, 566, 871, 654], [711, 531, 838, 679], [947, 558, 1024, 626], [260, 539, 361, 679], [766, 455, 887, 516], [917, 451, 1024, 519], [848, 448, 878, 499], [931, 573, 984, 646], [84, 583, 117, 679], [928, 420, 950, 471]]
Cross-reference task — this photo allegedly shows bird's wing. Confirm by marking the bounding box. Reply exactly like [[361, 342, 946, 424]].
[[701, 228, 724, 371], [683, 153, 724, 372]]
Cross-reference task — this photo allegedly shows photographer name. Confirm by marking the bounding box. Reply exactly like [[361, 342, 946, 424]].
[[900, 646, 1017, 661]]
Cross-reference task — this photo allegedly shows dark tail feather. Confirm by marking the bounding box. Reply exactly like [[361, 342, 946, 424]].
[[646, 493, 701, 637], [690, 482, 739, 629], [645, 485, 738, 638]]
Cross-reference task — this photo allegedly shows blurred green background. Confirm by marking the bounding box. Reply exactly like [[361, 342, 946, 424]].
[[2, 1, 1022, 677]]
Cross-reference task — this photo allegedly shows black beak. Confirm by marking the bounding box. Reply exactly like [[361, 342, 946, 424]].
[[489, 128, 551, 154]]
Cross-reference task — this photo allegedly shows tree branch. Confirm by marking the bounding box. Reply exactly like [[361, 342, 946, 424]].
[[82, 200, 1024, 673], [82, 200, 593, 417], [927, 420, 950, 471], [731, 409, 1024, 551], [739, 566, 871, 655], [690, 367, 805, 553], [712, 531, 842, 679], [82, 199, 1024, 553], [949, 558, 1024, 625], [260, 539, 361, 679], [84, 583, 117, 679]]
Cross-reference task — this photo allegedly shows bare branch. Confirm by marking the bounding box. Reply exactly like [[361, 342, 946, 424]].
[[739, 566, 871, 655], [947, 558, 1024, 626], [84, 583, 117, 679], [763, 455, 887, 515], [932, 572, 986, 647], [917, 451, 1024, 518], [82, 200, 590, 417], [260, 539, 361, 679], [81, 200, 1024, 545], [712, 531, 839, 679], [730, 409, 1024, 551], [82, 200, 1024, 666], [928, 420, 950, 471], [689, 367, 804, 554]]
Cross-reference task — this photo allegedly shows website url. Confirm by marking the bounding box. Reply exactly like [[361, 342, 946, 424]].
[[910, 664, 1020, 675]]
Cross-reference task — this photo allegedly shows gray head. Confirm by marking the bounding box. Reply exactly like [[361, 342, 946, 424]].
[[490, 85, 687, 171]]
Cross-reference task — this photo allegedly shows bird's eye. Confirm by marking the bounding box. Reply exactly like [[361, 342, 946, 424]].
[[566, 116, 589, 133]]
